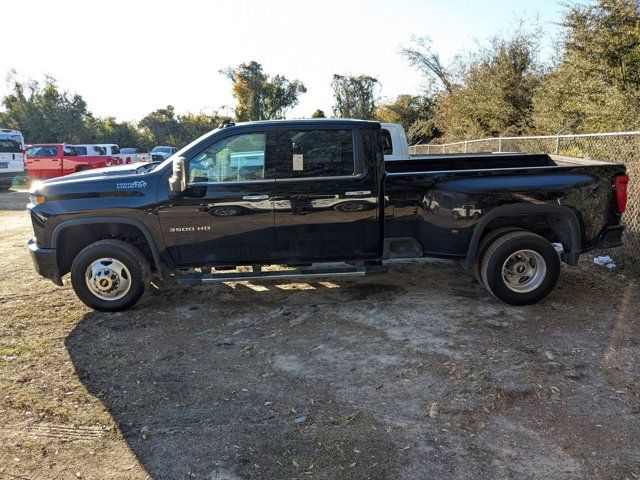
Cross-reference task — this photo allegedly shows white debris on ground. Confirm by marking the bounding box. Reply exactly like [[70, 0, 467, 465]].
[[593, 255, 617, 269]]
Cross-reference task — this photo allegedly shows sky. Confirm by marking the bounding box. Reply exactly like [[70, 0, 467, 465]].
[[1, 0, 570, 122]]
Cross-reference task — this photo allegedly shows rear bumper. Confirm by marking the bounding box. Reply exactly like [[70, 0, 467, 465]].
[[28, 238, 63, 286], [0, 171, 21, 187], [596, 224, 625, 249]]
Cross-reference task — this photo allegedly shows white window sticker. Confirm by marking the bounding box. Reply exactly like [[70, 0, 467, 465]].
[[292, 154, 304, 171]]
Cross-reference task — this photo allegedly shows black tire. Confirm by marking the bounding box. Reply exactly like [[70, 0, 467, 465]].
[[70, 239, 150, 312], [480, 231, 560, 306], [472, 227, 525, 286]]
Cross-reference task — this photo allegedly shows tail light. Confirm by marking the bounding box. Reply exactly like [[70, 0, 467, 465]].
[[613, 174, 629, 214]]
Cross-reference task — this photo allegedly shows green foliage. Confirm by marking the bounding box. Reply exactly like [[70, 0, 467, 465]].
[[0, 73, 92, 143], [0, 75, 230, 149], [138, 106, 231, 148], [311, 109, 326, 118], [533, 0, 640, 133], [221, 61, 307, 121], [403, 0, 640, 140], [375, 94, 439, 144], [403, 29, 542, 141], [331, 74, 379, 120], [88, 116, 149, 150]]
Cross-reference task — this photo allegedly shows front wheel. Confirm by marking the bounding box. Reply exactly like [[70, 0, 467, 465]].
[[70, 239, 150, 311], [480, 231, 560, 306]]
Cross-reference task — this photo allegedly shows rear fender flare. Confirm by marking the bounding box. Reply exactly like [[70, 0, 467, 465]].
[[464, 204, 582, 269]]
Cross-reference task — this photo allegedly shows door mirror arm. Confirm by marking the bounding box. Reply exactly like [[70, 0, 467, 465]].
[[169, 156, 188, 197]]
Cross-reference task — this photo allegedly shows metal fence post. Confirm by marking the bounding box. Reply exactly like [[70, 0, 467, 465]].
[[464, 141, 468, 153], [555, 135, 560, 154], [498, 137, 502, 152]]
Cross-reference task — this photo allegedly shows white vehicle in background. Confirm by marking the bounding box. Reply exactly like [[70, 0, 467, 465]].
[[151, 145, 178, 161], [0, 129, 26, 190], [73, 144, 107, 156], [74, 144, 148, 165], [120, 147, 152, 163]]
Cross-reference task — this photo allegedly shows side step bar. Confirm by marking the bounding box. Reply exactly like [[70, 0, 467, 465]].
[[176, 264, 388, 285]]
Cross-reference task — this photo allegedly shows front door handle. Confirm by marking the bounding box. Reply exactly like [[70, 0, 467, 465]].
[[345, 190, 372, 197], [242, 195, 270, 200]]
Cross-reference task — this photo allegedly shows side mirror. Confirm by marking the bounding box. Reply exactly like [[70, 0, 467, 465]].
[[169, 156, 188, 196]]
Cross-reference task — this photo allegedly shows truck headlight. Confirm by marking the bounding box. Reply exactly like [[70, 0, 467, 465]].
[[29, 194, 45, 205]]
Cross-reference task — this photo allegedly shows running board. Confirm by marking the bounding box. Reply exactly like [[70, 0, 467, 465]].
[[176, 264, 388, 284]]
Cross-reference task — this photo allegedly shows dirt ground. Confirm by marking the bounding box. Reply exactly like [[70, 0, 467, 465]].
[[1, 190, 639, 480]]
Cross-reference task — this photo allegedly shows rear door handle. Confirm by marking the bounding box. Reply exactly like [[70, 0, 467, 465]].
[[345, 190, 371, 196], [242, 195, 270, 200]]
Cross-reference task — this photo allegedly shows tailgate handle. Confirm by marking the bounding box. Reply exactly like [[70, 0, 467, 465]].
[[242, 195, 270, 200], [345, 190, 371, 196]]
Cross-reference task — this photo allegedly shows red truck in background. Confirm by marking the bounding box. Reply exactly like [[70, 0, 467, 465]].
[[25, 144, 118, 179]]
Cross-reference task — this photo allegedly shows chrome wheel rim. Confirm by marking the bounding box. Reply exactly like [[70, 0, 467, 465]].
[[85, 258, 132, 301], [502, 249, 546, 293]]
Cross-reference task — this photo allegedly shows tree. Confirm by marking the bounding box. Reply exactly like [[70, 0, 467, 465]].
[[0, 73, 93, 143], [375, 94, 439, 143], [89, 116, 150, 149], [311, 109, 326, 118], [138, 105, 230, 148], [533, 0, 640, 133], [403, 28, 542, 141], [221, 61, 306, 121], [331, 74, 379, 120], [400, 36, 455, 93], [138, 105, 179, 146]]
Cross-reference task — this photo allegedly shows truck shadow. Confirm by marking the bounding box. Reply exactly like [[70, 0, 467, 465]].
[[63, 279, 416, 479]]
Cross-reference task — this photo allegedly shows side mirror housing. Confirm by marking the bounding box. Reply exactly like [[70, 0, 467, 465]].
[[169, 156, 188, 196]]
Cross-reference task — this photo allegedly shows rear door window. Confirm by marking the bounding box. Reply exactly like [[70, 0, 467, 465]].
[[276, 129, 356, 178]]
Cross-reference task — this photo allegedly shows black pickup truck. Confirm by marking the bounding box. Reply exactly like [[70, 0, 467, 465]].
[[27, 119, 628, 311]]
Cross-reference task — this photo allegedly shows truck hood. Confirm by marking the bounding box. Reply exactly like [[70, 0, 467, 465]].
[[29, 163, 165, 201], [42, 163, 149, 184]]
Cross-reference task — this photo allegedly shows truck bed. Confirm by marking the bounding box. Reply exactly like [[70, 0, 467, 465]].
[[385, 153, 611, 173], [382, 152, 626, 262]]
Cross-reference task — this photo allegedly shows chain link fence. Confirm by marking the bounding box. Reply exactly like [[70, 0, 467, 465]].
[[409, 132, 640, 271]]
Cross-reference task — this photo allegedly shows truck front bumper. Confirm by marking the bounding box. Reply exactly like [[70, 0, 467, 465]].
[[596, 224, 625, 249], [28, 238, 63, 286]]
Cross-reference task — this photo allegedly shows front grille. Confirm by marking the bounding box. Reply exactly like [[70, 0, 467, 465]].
[[152, 154, 164, 161]]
